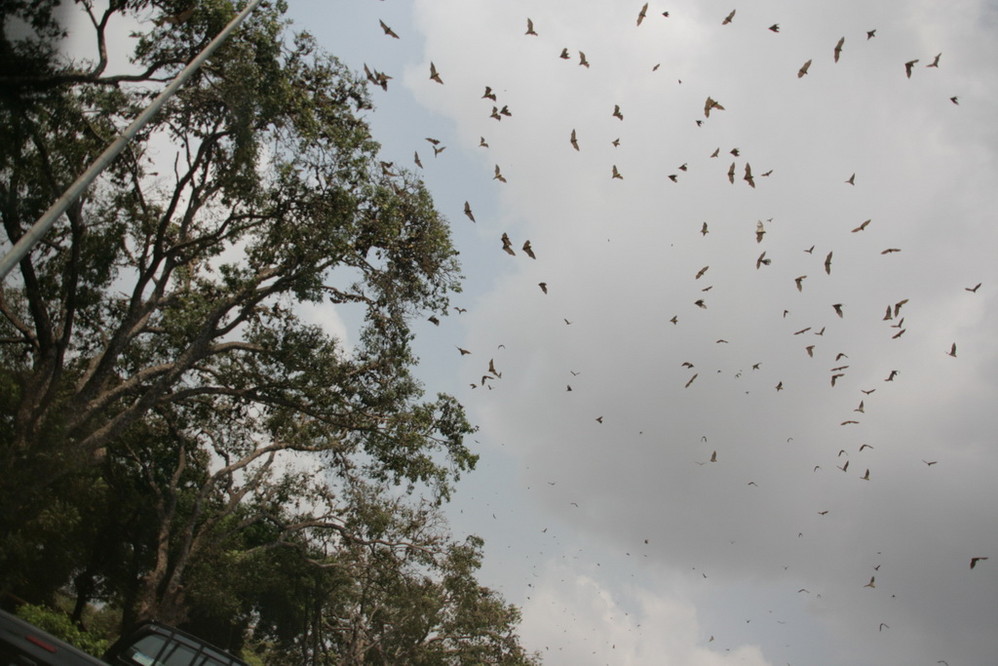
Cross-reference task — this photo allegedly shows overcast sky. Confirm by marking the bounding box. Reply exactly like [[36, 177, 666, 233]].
[[63, 0, 998, 663], [276, 1, 998, 664]]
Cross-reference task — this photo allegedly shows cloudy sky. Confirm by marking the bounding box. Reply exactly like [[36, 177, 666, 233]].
[[274, 1, 998, 664], [63, 0, 998, 663]]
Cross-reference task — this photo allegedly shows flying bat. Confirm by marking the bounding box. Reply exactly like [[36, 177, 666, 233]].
[[501, 233, 515, 255], [769, 24, 780, 32], [525, 18, 537, 35], [927, 52, 941, 68], [636, 2, 649, 25], [463, 201, 475, 222], [966, 282, 981, 292], [833, 303, 844, 317], [722, 9, 735, 24], [379, 19, 399, 38], [579, 51, 590, 68], [728, 162, 736, 184], [700, 222, 709, 236], [522, 240, 536, 259], [612, 165, 623, 179], [947, 343, 957, 357], [538, 282, 548, 294], [905, 59, 919, 78], [704, 96, 725, 117], [570, 129, 579, 151], [798, 59, 812, 78], [744, 162, 755, 187], [696, 266, 709, 279], [846, 173, 855, 185], [833, 36, 844, 62], [970, 557, 989, 569], [559, 47, 570, 59], [795, 275, 806, 292], [824, 251, 833, 275], [494, 164, 507, 182], [852, 219, 870, 232], [429, 61, 443, 84]]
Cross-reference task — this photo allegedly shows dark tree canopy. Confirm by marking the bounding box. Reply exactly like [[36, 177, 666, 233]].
[[0, 2, 538, 663]]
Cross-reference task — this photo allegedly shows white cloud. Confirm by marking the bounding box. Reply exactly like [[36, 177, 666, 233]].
[[520, 561, 773, 666]]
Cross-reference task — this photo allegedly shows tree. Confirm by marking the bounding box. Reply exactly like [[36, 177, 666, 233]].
[[0, 4, 534, 661], [243, 500, 539, 666]]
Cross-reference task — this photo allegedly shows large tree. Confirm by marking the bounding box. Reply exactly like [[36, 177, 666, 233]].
[[0, 2, 533, 661]]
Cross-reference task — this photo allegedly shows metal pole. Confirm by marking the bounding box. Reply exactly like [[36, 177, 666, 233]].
[[0, 0, 265, 280]]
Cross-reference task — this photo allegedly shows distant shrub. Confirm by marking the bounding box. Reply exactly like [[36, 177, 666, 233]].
[[15, 604, 109, 657]]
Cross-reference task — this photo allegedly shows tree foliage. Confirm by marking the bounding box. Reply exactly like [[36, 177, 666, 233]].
[[0, 2, 537, 662]]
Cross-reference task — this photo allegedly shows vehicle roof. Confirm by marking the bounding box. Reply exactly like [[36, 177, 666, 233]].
[[105, 621, 248, 666]]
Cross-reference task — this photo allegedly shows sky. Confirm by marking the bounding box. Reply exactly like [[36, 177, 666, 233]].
[[281, 1, 998, 665], [60, 0, 998, 664]]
